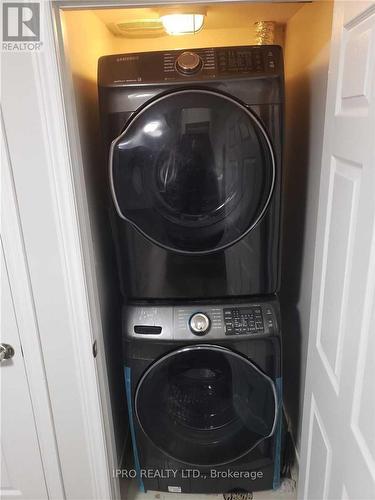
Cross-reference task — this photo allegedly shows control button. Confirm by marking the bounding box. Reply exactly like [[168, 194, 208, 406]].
[[225, 326, 234, 335], [189, 313, 210, 335], [176, 51, 203, 75]]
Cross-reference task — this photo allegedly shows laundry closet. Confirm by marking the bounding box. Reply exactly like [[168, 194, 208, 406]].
[[2, 1, 374, 499], [57, 0, 334, 494]]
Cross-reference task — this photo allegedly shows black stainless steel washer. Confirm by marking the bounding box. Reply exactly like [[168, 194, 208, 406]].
[[123, 297, 282, 494]]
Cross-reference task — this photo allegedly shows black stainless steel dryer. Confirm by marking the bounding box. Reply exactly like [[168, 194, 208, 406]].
[[98, 46, 284, 299], [123, 297, 282, 494]]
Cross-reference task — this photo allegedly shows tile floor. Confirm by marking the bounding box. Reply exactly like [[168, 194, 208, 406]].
[[121, 477, 297, 500]]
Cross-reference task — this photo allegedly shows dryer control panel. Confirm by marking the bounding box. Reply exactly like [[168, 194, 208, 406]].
[[98, 45, 283, 87], [124, 300, 279, 340]]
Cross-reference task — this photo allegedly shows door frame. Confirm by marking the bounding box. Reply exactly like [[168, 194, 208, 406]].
[[1, 1, 317, 499]]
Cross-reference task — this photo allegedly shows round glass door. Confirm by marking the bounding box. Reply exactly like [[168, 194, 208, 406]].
[[110, 89, 275, 254], [135, 345, 277, 466]]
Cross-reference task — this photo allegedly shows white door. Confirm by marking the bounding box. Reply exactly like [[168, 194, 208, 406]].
[[1, 244, 48, 500], [298, 2, 375, 499]]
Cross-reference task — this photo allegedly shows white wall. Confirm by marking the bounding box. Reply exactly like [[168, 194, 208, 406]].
[[281, 0, 333, 454]]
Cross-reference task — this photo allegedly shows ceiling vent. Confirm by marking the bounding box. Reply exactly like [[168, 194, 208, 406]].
[[107, 19, 165, 38]]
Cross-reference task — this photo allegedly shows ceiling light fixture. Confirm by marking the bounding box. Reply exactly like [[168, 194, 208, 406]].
[[160, 9, 206, 35]]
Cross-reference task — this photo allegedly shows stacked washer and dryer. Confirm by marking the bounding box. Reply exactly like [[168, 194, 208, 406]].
[[98, 45, 284, 494]]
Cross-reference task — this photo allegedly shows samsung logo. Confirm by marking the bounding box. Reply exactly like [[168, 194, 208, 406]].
[[116, 55, 139, 62]]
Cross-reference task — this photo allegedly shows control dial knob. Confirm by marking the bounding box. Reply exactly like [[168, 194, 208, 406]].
[[189, 312, 210, 335], [176, 51, 203, 75]]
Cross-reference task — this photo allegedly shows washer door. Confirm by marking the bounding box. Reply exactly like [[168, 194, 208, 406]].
[[135, 345, 278, 466], [110, 89, 275, 254]]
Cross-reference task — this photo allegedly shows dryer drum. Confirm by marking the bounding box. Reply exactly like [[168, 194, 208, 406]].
[[135, 345, 278, 467], [110, 89, 276, 254]]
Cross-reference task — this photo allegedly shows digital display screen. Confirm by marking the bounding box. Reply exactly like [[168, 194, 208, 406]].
[[239, 308, 255, 315], [218, 49, 266, 74], [235, 51, 253, 67]]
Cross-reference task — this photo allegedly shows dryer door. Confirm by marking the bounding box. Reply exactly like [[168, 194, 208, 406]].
[[134, 345, 278, 466], [110, 89, 275, 254]]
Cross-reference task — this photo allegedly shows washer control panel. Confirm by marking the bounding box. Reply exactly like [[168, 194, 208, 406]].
[[124, 301, 278, 340], [224, 306, 264, 335]]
